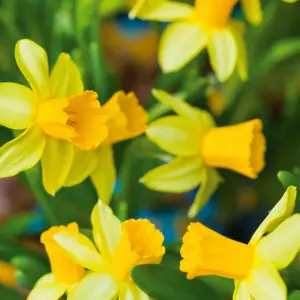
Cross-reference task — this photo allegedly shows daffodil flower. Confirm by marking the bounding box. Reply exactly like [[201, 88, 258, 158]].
[[141, 90, 265, 217], [0, 39, 108, 195], [180, 186, 300, 300], [28, 223, 86, 300], [37, 200, 165, 300], [129, 0, 247, 81], [63, 90, 148, 203]]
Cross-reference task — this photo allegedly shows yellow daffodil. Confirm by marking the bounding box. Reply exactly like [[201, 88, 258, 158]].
[[0, 39, 108, 195], [242, 0, 297, 26], [141, 90, 266, 217], [28, 223, 86, 300], [63, 90, 148, 203], [129, 0, 247, 82], [35, 200, 165, 300], [180, 186, 300, 300], [0, 261, 17, 288]]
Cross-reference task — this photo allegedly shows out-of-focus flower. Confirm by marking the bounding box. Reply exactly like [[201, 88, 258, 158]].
[[0, 261, 17, 288], [28, 223, 86, 300], [0, 39, 108, 195], [180, 186, 300, 300], [47, 200, 165, 300], [141, 90, 265, 217], [129, 0, 247, 82], [207, 91, 224, 117], [64, 90, 148, 204]]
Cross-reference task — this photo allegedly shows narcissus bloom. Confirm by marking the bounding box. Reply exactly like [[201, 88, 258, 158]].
[[28, 223, 86, 300], [63, 90, 148, 203], [46, 200, 165, 299], [180, 186, 300, 300], [0, 39, 108, 195], [129, 0, 247, 81], [141, 90, 265, 217]]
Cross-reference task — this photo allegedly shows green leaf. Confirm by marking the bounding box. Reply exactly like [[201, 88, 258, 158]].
[[199, 276, 234, 299], [131, 264, 221, 300], [289, 291, 300, 300], [278, 171, 297, 189], [25, 164, 97, 227]]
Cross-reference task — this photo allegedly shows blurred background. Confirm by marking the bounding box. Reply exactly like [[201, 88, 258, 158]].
[[1, 0, 300, 298]]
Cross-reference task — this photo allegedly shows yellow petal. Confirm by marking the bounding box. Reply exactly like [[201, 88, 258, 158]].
[[0, 83, 36, 129], [129, 0, 193, 21], [119, 282, 149, 300], [0, 127, 45, 178], [146, 116, 202, 156], [141, 156, 203, 193], [90, 145, 116, 204], [188, 167, 221, 218], [159, 22, 207, 73], [241, 0, 262, 26], [41, 138, 74, 195], [50, 53, 84, 98], [248, 263, 286, 300], [64, 149, 98, 187], [152, 89, 215, 128], [207, 28, 238, 82], [250, 186, 296, 245], [282, 0, 298, 2], [15, 39, 51, 100], [256, 214, 300, 269], [70, 273, 119, 300], [27, 273, 66, 300], [91, 200, 122, 259], [53, 230, 105, 272], [233, 281, 252, 300], [229, 21, 248, 81]]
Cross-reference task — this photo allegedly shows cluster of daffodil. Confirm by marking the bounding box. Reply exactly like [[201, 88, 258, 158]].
[[29, 187, 300, 300], [129, 0, 297, 82], [0, 39, 147, 203]]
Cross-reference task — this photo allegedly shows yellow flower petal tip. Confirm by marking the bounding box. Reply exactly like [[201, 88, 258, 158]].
[[202, 119, 266, 178], [103, 90, 148, 144], [37, 90, 108, 150], [112, 218, 165, 281], [180, 222, 254, 280], [241, 0, 263, 26], [41, 222, 85, 285]]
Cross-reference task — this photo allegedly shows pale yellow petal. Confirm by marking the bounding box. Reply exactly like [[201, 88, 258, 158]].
[[152, 89, 215, 129], [50, 53, 84, 98], [15, 39, 51, 100], [159, 22, 207, 73], [119, 282, 150, 300], [233, 281, 252, 300], [207, 28, 238, 82], [248, 263, 286, 300], [250, 186, 296, 245], [129, 0, 193, 21], [41, 138, 74, 195], [141, 156, 203, 193], [70, 273, 119, 300], [27, 273, 66, 300], [0, 83, 36, 129], [90, 145, 116, 204], [188, 167, 221, 218], [146, 116, 202, 156], [64, 149, 98, 187], [241, 0, 262, 26], [91, 200, 122, 258], [53, 231, 105, 272], [0, 127, 45, 178], [257, 214, 300, 269]]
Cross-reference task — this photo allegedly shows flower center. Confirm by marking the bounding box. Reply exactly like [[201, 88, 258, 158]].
[[180, 222, 254, 280], [111, 219, 165, 281], [194, 0, 238, 29], [41, 223, 85, 286], [36, 91, 108, 150], [201, 119, 265, 179]]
